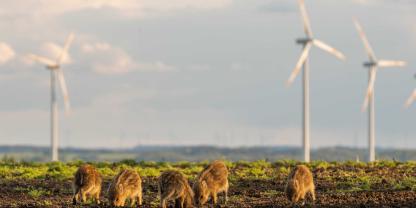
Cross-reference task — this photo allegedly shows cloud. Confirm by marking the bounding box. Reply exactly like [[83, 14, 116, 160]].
[[352, 0, 416, 6], [0, 0, 233, 20], [136, 62, 175, 72], [81, 42, 174, 75], [258, 1, 296, 13], [188, 64, 211, 71], [0, 42, 15, 64], [230, 62, 246, 71], [353, 0, 372, 5]]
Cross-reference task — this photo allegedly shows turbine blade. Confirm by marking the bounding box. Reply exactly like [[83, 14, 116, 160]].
[[298, 0, 313, 37], [287, 43, 312, 85], [56, 33, 75, 65], [362, 67, 377, 111], [57, 69, 71, 115], [377, 60, 406, 68], [312, 39, 346, 60], [405, 89, 416, 108], [353, 18, 377, 61], [27, 54, 55, 66]]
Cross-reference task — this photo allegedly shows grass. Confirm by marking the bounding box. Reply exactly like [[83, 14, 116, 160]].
[[1, 159, 416, 194], [14, 186, 52, 198]]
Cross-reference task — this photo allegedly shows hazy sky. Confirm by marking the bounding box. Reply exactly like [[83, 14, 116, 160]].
[[0, 0, 414, 148]]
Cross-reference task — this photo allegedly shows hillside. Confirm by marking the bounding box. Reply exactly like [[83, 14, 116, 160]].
[[0, 145, 415, 162]]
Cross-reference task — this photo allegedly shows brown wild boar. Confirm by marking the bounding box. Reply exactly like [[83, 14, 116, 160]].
[[193, 160, 229, 206], [72, 164, 102, 205], [285, 165, 316, 204], [108, 169, 143, 207], [158, 170, 194, 208]]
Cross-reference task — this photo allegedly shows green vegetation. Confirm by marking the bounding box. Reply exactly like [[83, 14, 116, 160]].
[[1, 159, 416, 194], [2, 159, 416, 207], [0, 158, 416, 193], [28, 188, 52, 198], [14, 186, 52, 198]]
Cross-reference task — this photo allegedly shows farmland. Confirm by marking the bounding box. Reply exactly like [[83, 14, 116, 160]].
[[0, 160, 416, 207]]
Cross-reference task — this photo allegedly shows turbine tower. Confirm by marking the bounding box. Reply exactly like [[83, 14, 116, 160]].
[[287, 0, 346, 162], [353, 19, 406, 162], [28, 33, 74, 161]]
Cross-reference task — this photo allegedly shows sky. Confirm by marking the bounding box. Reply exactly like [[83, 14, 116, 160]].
[[0, 0, 414, 149]]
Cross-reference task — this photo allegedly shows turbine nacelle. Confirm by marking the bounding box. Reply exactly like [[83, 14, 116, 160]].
[[46, 65, 60, 70], [296, 38, 312, 45], [363, 62, 377, 68]]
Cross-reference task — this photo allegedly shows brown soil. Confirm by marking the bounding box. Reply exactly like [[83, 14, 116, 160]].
[[1, 176, 415, 208]]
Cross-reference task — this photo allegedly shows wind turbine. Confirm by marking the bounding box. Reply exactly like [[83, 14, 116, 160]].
[[353, 19, 406, 162], [287, 0, 346, 162], [28, 33, 74, 161]]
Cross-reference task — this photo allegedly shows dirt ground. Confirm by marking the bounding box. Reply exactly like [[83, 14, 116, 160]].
[[1, 176, 415, 208], [0, 163, 416, 208]]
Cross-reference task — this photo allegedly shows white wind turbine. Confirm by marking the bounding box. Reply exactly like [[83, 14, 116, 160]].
[[287, 0, 346, 162], [28, 33, 74, 161], [353, 19, 406, 162]]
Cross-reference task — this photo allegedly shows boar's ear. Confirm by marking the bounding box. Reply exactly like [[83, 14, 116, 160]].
[[118, 183, 123, 192], [294, 180, 299, 190], [190, 188, 195, 197], [201, 180, 208, 189]]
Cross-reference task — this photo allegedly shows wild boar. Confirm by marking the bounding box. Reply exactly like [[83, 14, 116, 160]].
[[193, 160, 229, 206], [285, 165, 316, 204], [108, 169, 143, 207], [72, 164, 102, 205], [158, 170, 193, 208]]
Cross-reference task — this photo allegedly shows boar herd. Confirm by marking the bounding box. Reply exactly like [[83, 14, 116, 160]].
[[72, 161, 315, 207]]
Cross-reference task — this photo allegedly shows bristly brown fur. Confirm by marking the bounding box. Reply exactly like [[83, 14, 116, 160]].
[[158, 170, 194, 208], [108, 169, 142, 207], [285, 165, 316, 205], [193, 160, 229, 206], [72, 164, 102, 205]]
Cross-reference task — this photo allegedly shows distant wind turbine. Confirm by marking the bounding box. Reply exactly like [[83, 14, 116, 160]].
[[28, 33, 74, 161], [405, 89, 415, 108], [353, 19, 406, 162], [287, 0, 346, 162]]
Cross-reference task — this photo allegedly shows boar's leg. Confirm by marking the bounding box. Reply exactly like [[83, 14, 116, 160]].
[[72, 187, 80, 205], [79, 189, 87, 203], [160, 198, 167, 208], [130, 197, 136, 207], [137, 191, 143, 206], [211, 192, 218, 206], [162, 190, 174, 208], [175, 197, 185, 208], [94, 189, 100, 204], [224, 189, 228, 204], [310, 188, 316, 201]]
